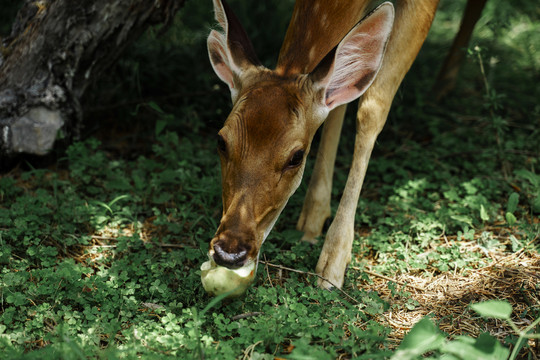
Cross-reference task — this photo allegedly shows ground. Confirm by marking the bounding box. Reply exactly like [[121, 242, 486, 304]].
[[0, 0, 539, 358]]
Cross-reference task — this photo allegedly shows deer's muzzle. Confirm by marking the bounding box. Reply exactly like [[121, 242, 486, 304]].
[[209, 230, 255, 269]]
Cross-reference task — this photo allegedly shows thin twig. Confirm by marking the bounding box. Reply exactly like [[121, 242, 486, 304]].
[[473, 234, 539, 272], [231, 312, 264, 321], [242, 340, 264, 360], [259, 261, 360, 304], [263, 254, 274, 288], [91, 235, 118, 241], [479, 272, 514, 286], [383, 314, 414, 330], [84, 239, 188, 249], [354, 267, 426, 292], [157, 243, 187, 248]]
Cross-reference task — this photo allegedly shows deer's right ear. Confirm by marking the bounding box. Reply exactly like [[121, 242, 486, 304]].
[[309, 2, 394, 111], [208, 0, 261, 101]]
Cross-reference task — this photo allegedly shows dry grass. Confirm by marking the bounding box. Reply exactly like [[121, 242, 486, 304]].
[[354, 232, 540, 358], [51, 208, 540, 358]]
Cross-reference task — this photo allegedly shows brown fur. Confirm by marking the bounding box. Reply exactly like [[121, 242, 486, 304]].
[[207, 0, 482, 288], [277, 0, 370, 75]]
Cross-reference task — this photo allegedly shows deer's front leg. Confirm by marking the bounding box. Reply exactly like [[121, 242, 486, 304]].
[[297, 105, 346, 244], [315, 0, 439, 290], [316, 96, 388, 289]]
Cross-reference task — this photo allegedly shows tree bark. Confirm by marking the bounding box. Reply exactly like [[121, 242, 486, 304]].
[[0, 0, 184, 156], [431, 0, 488, 102]]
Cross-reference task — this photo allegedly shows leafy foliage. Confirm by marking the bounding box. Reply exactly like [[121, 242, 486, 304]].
[[1, 0, 539, 358], [393, 301, 540, 360]]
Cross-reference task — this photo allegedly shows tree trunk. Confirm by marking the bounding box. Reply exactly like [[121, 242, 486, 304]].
[[431, 0, 488, 102], [0, 0, 184, 156]]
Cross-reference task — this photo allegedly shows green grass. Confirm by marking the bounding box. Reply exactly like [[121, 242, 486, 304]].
[[1, 0, 539, 358]]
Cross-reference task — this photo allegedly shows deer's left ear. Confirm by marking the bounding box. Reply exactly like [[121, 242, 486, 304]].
[[309, 2, 394, 111], [208, 0, 261, 101]]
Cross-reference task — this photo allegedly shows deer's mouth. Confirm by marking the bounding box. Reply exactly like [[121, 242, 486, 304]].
[[209, 228, 260, 269]]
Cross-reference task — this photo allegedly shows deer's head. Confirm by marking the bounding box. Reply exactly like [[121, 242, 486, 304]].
[[206, 0, 393, 270]]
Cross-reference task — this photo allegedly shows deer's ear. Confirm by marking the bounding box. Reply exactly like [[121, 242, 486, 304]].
[[208, 0, 261, 101], [309, 2, 394, 111]]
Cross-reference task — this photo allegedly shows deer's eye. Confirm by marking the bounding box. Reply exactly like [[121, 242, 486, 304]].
[[285, 149, 305, 170], [217, 134, 227, 155]]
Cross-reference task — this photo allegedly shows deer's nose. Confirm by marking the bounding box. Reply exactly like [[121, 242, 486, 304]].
[[211, 236, 250, 268]]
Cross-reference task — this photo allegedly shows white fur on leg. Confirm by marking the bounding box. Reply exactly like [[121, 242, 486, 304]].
[[313, 0, 440, 291], [315, 219, 354, 289], [297, 199, 330, 244], [314, 107, 380, 290], [297, 105, 346, 243]]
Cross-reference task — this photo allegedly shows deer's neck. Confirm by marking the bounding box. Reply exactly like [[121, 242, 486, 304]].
[[276, 0, 369, 76]]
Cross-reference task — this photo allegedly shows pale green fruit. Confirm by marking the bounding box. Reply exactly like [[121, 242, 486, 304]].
[[200, 259, 256, 297]]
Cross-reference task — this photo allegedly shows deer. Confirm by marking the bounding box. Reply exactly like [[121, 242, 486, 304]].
[[205, 0, 483, 291]]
